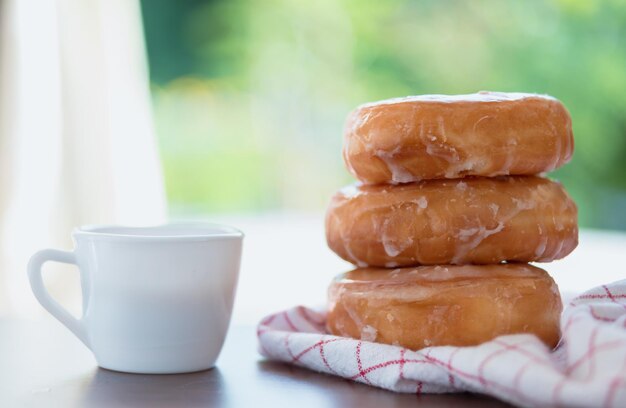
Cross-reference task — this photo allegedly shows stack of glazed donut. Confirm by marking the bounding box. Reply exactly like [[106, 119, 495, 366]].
[[325, 92, 578, 350]]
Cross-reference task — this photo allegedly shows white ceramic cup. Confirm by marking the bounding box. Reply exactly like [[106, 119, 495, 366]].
[[27, 223, 243, 374]]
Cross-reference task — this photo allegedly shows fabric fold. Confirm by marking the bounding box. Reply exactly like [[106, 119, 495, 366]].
[[258, 281, 626, 408]]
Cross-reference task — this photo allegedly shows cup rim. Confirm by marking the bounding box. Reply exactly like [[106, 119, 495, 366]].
[[73, 223, 244, 241]]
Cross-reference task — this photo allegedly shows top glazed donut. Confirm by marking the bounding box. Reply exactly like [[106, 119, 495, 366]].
[[343, 92, 574, 184]]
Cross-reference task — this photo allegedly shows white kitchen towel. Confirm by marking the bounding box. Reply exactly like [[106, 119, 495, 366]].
[[257, 280, 626, 408]]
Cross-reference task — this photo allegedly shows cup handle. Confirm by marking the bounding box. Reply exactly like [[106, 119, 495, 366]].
[[27, 249, 90, 348]]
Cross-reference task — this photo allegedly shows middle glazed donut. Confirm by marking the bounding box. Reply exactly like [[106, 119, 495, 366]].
[[325, 176, 578, 267]]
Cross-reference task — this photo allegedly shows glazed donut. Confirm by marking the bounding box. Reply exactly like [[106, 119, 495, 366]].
[[325, 176, 577, 267], [343, 92, 573, 184], [327, 264, 562, 349]]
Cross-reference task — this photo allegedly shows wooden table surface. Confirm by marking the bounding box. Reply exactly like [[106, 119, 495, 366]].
[[0, 319, 512, 407]]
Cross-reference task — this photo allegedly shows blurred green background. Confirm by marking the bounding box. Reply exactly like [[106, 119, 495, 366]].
[[140, 0, 626, 229]]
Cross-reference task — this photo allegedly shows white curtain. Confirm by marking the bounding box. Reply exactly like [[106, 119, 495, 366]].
[[0, 0, 166, 316]]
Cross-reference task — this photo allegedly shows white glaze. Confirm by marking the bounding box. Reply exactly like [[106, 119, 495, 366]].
[[385, 261, 399, 268], [535, 235, 548, 258], [414, 196, 428, 209], [375, 148, 415, 184], [425, 141, 460, 163], [452, 223, 504, 264], [338, 183, 361, 198], [344, 239, 368, 268], [358, 92, 556, 109], [512, 197, 537, 211], [361, 325, 378, 342], [444, 157, 483, 178], [381, 219, 413, 258], [488, 203, 500, 215]]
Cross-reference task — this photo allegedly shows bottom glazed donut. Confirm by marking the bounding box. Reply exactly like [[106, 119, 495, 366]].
[[327, 264, 562, 349]]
